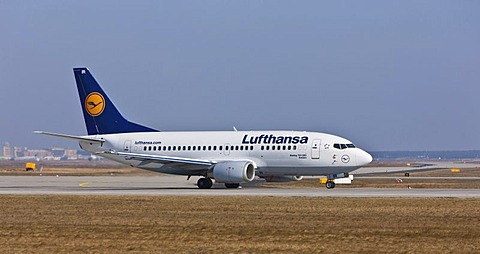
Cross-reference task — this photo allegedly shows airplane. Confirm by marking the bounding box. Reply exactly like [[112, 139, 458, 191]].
[[35, 68, 372, 189]]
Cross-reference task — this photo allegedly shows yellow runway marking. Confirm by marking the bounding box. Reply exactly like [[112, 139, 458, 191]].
[[79, 182, 90, 187]]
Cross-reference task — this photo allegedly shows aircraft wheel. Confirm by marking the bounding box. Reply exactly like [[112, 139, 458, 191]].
[[197, 178, 213, 189], [326, 181, 335, 189], [225, 183, 240, 189]]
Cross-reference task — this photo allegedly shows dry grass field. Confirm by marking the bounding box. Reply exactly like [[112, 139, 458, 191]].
[[0, 195, 479, 253]]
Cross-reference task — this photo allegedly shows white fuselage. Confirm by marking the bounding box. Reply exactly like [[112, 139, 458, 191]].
[[80, 130, 372, 177]]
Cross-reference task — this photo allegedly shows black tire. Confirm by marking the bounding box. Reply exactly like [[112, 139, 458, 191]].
[[326, 181, 335, 189], [225, 183, 240, 189], [197, 178, 213, 189]]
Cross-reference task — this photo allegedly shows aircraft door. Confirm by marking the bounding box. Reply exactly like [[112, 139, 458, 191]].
[[124, 140, 131, 152], [311, 139, 321, 159], [224, 143, 230, 156]]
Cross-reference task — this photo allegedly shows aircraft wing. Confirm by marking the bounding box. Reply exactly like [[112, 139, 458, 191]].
[[111, 151, 215, 170]]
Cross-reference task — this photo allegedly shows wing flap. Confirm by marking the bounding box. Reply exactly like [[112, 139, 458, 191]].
[[112, 151, 215, 170]]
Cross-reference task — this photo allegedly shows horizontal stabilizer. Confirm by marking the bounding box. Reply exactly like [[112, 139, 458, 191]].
[[33, 131, 105, 143]]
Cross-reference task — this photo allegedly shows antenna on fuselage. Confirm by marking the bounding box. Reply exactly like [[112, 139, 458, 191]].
[[233, 126, 238, 132]]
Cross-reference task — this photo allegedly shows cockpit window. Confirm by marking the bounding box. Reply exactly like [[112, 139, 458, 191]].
[[334, 143, 356, 150]]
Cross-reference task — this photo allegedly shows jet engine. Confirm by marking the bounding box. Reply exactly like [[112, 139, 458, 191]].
[[212, 161, 255, 183], [263, 175, 303, 182]]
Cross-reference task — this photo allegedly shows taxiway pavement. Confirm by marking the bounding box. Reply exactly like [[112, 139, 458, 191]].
[[0, 175, 479, 198], [352, 161, 480, 175]]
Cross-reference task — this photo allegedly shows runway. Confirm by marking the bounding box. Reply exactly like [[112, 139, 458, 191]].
[[351, 161, 480, 175], [0, 175, 479, 198]]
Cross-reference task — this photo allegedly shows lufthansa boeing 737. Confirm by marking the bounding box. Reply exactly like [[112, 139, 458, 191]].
[[35, 68, 372, 189]]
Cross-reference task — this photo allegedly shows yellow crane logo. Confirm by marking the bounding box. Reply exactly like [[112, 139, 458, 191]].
[[85, 92, 105, 117]]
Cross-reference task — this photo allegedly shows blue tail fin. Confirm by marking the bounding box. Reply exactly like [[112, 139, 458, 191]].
[[73, 67, 158, 135]]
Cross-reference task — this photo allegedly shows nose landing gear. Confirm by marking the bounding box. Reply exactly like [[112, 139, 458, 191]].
[[326, 180, 336, 189], [325, 173, 349, 189]]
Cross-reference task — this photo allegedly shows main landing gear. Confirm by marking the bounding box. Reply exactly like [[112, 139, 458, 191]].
[[197, 178, 213, 189], [196, 178, 241, 189], [224, 183, 240, 189]]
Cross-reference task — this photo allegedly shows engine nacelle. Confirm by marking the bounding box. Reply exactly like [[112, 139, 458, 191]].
[[263, 175, 303, 182], [212, 161, 255, 183]]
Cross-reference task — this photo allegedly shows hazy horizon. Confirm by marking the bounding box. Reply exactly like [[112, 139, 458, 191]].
[[1, 1, 479, 151]]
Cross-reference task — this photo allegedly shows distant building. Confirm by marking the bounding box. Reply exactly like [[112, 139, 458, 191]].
[[23, 149, 53, 158], [50, 148, 65, 158], [13, 147, 26, 158], [64, 149, 78, 160], [0, 142, 89, 161], [2, 142, 12, 159]]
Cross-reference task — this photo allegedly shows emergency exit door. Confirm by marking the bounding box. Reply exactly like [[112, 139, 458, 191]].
[[124, 140, 131, 152], [311, 139, 321, 159]]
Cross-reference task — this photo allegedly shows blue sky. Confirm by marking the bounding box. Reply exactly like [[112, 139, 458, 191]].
[[1, 1, 479, 151]]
